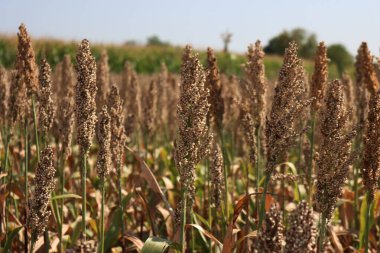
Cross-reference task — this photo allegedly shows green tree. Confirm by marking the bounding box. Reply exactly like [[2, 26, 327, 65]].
[[327, 44, 353, 75], [264, 28, 317, 58], [146, 35, 170, 46]]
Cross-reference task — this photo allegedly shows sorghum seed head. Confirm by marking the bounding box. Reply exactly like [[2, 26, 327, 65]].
[[96, 105, 111, 179], [314, 79, 356, 219], [363, 90, 380, 201], [75, 39, 97, 155], [206, 47, 224, 132], [254, 204, 284, 253], [107, 85, 126, 168], [284, 201, 317, 253], [174, 45, 211, 211], [310, 41, 328, 113], [265, 41, 311, 175], [28, 146, 56, 242], [38, 58, 55, 135]]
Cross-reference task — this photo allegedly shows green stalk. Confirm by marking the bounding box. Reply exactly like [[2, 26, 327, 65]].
[[81, 154, 87, 242], [59, 155, 65, 253], [317, 213, 327, 253], [364, 192, 371, 253], [100, 177, 105, 253], [23, 119, 30, 252], [30, 239, 35, 253], [308, 113, 316, 204], [258, 175, 270, 230], [180, 190, 187, 253], [117, 159, 126, 249], [255, 126, 260, 223], [44, 230, 50, 252], [220, 130, 229, 222], [32, 96, 40, 161], [4, 129, 10, 240], [24, 119, 29, 209]]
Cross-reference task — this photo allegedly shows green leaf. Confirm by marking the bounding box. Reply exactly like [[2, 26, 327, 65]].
[[104, 207, 123, 251], [359, 195, 369, 248], [194, 212, 210, 230], [51, 193, 82, 201], [141, 237, 172, 253], [3, 226, 23, 253], [50, 192, 61, 225]]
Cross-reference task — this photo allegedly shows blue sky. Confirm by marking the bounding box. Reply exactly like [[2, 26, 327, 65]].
[[1, 0, 379, 55]]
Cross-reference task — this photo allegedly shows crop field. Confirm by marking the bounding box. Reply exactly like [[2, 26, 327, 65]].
[[1, 23, 380, 253]]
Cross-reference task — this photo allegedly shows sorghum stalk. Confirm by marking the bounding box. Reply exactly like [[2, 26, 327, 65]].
[[107, 85, 126, 245], [96, 106, 111, 253], [308, 42, 328, 204], [362, 86, 380, 252], [314, 80, 356, 253], [174, 45, 210, 251], [75, 39, 97, 243]]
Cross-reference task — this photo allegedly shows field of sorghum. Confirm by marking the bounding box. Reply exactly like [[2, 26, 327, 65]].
[[1, 23, 380, 253]]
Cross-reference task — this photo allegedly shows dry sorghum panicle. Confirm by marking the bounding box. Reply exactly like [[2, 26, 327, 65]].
[[96, 50, 110, 112], [354, 43, 370, 127], [222, 74, 241, 128], [142, 79, 157, 137], [265, 41, 311, 175], [124, 70, 140, 138], [254, 204, 284, 253], [75, 39, 97, 155], [9, 24, 39, 123], [342, 73, 354, 116], [120, 61, 132, 102], [61, 55, 75, 98], [174, 45, 211, 212], [241, 40, 266, 128], [310, 41, 328, 113], [38, 59, 55, 135], [206, 47, 224, 132], [107, 85, 126, 168], [357, 42, 379, 95], [284, 201, 317, 253], [210, 141, 224, 210], [314, 79, 356, 219], [28, 146, 56, 242], [58, 97, 74, 158], [166, 74, 179, 138], [156, 62, 169, 127], [55, 56, 75, 157], [16, 23, 38, 98], [0, 65, 8, 124], [239, 103, 257, 169], [362, 90, 380, 201], [96, 106, 111, 179]]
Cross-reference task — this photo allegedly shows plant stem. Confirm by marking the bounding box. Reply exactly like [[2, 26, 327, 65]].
[[117, 159, 126, 250], [24, 119, 29, 209], [220, 130, 229, 223], [308, 113, 316, 204], [30, 240, 35, 253], [44, 230, 50, 252], [100, 177, 105, 253], [318, 213, 327, 253], [59, 155, 65, 253], [364, 192, 371, 253], [180, 190, 187, 253], [4, 129, 10, 240], [258, 175, 270, 230], [81, 153, 87, 243], [255, 126, 260, 223], [32, 96, 40, 161]]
